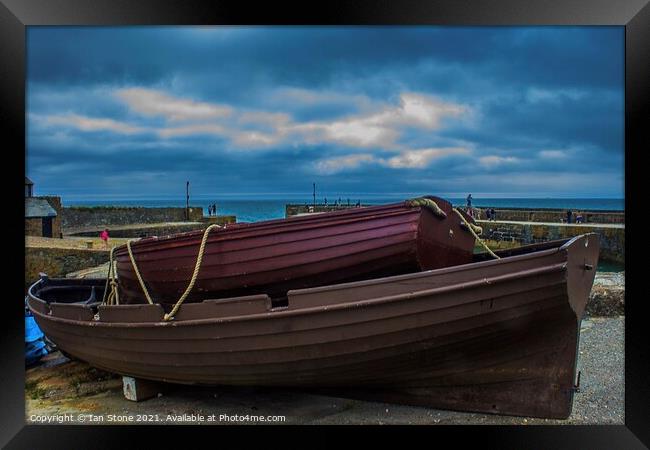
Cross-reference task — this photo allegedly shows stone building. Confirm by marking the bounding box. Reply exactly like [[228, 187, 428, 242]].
[[25, 177, 63, 238]]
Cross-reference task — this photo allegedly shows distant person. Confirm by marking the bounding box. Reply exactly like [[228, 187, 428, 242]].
[[576, 213, 584, 224], [485, 208, 491, 220], [100, 228, 110, 249], [466, 194, 473, 208], [212, 203, 217, 216], [566, 210, 573, 224], [207, 205, 211, 216], [490, 208, 496, 221], [324, 198, 328, 206]]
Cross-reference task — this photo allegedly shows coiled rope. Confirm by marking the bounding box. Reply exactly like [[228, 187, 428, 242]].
[[405, 197, 447, 218]]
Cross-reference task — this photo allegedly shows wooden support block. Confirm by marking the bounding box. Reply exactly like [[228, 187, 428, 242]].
[[122, 376, 165, 402]]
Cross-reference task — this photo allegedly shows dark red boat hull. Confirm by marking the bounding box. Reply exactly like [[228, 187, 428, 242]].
[[28, 234, 599, 419], [113, 196, 476, 305]]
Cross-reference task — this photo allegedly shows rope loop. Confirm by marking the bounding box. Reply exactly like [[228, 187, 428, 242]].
[[102, 246, 120, 306], [405, 197, 447, 218], [125, 224, 222, 321], [453, 208, 500, 259]]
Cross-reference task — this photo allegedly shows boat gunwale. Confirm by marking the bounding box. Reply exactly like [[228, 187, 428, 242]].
[[28, 257, 569, 328], [112, 195, 471, 255], [288, 240, 569, 296], [114, 216, 421, 266], [36, 286, 569, 352], [113, 205, 426, 255]]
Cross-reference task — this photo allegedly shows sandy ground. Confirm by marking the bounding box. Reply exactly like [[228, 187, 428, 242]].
[[24, 316, 624, 426], [26, 236, 131, 250]]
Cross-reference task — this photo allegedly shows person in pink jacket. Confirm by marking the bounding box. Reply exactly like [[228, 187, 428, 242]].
[[100, 228, 110, 249]]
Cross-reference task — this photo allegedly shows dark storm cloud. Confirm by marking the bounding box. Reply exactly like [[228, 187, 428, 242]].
[[26, 26, 624, 198]]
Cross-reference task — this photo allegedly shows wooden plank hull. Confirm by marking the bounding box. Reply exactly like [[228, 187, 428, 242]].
[[27, 234, 600, 418], [113, 196, 476, 304]]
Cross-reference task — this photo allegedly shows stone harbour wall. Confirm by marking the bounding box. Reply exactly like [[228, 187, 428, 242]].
[[62, 206, 204, 231], [478, 221, 624, 264], [285, 203, 368, 217], [25, 246, 110, 285], [200, 215, 237, 225], [471, 207, 624, 224]]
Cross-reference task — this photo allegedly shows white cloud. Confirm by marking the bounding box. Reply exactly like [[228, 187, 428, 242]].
[[398, 93, 466, 129], [314, 154, 376, 174], [237, 111, 291, 127], [115, 88, 232, 122], [478, 155, 519, 167], [314, 147, 471, 174], [37, 113, 146, 134], [289, 92, 467, 148], [34, 88, 469, 151], [383, 147, 471, 168], [229, 130, 282, 147], [157, 123, 226, 138]]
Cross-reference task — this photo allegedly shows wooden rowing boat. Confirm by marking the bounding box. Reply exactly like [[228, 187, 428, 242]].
[[113, 196, 477, 305], [27, 233, 599, 419]]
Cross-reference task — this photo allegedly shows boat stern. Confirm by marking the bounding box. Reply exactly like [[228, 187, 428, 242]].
[[562, 233, 601, 319]]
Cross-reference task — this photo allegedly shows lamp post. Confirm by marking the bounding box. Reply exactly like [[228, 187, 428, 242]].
[[186, 181, 190, 220]]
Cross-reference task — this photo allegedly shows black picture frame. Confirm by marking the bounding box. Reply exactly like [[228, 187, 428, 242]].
[[2, 0, 647, 447]]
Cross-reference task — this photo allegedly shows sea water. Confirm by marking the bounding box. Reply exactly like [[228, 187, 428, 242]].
[[64, 197, 624, 224]]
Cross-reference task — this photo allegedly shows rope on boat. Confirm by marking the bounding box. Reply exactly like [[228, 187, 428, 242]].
[[102, 246, 120, 306], [452, 208, 500, 260], [405, 197, 447, 218], [406, 197, 498, 260], [126, 239, 154, 305], [126, 224, 222, 321]]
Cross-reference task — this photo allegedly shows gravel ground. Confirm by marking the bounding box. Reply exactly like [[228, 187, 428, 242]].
[[25, 316, 624, 425]]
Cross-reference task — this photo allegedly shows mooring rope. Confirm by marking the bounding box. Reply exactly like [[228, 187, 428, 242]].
[[452, 208, 500, 259], [125, 224, 222, 321], [102, 246, 120, 306], [405, 197, 447, 218], [406, 197, 499, 260]]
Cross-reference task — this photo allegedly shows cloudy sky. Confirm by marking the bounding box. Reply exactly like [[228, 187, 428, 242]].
[[26, 26, 624, 199]]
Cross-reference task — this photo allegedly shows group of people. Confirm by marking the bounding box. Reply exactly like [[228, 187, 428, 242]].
[[466, 194, 496, 221], [207, 203, 218, 216], [323, 198, 358, 207], [564, 210, 584, 224]]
